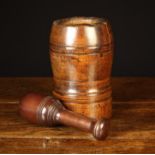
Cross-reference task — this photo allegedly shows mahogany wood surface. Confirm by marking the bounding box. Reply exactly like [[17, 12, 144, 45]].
[[0, 77, 155, 153]]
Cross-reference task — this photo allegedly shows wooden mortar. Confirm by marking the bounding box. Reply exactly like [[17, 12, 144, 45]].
[[49, 17, 113, 119]]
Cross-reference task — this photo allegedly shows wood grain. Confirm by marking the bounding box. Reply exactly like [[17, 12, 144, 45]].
[[0, 77, 155, 153]]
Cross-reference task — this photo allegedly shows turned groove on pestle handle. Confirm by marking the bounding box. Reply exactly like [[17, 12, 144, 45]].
[[19, 93, 110, 140]]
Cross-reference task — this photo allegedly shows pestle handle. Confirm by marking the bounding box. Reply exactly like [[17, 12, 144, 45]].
[[57, 109, 110, 140]]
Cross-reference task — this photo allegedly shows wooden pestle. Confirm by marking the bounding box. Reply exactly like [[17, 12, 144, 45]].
[[19, 93, 110, 140]]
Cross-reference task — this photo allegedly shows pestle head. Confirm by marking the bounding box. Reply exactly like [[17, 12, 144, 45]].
[[19, 93, 56, 124], [19, 93, 46, 124], [19, 93, 63, 126]]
